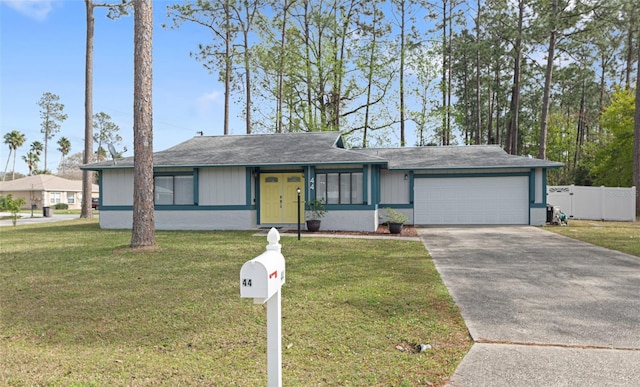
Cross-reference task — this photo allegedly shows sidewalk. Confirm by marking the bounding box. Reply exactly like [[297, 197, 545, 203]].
[[0, 211, 85, 227]]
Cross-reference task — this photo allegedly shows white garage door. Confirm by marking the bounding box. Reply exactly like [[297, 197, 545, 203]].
[[414, 176, 529, 225]]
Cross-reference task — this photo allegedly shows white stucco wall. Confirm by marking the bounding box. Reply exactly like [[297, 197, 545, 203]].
[[99, 210, 257, 230], [318, 210, 378, 232], [530, 207, 546, 226]]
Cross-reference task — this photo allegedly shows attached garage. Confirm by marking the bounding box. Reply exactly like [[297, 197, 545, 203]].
[[414, 175, 529, 225]]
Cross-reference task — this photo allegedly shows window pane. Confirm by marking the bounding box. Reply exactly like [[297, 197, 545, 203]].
[[316, 174, 327, 203], [351, 172, 363, 204], [174, 176, 194, 205], [326, 173, 339, 204], [67, 192, 75, 204], [340, 173, 351, 204], [155, 176, 173, 205]]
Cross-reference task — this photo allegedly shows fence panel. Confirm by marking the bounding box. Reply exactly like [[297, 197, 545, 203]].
[[547, 185, 636, 222]]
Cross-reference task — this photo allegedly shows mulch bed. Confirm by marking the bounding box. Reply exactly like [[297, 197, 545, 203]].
[[284, 225, 418, 237]]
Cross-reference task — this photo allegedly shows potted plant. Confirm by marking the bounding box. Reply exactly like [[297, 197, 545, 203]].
[[305, 198, 327, 232], [381, 207, 408, 234]]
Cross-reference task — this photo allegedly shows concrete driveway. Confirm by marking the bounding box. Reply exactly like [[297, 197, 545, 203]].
[[419, 226, 640, 386]]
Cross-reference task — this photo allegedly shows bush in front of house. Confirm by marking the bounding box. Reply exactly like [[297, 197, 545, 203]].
[[54, 203, 69, 210]]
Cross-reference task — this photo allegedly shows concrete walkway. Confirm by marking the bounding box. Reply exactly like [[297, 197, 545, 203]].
[[0, 212, 83, 227], [418, 226, 640, 386]]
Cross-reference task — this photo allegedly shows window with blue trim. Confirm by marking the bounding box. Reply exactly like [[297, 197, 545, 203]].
[[154, 175, 194, 205], [316, 172, 363, 204]]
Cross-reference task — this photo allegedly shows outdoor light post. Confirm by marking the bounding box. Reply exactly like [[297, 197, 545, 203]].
[[297, 187, 301, 240]]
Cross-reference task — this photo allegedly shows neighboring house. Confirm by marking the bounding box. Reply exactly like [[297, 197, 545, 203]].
[[81, 132, 562, 231], [0, 175, 99, 210]]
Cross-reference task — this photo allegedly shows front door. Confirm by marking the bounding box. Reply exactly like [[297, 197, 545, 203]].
[[260, 173, 305, 224]]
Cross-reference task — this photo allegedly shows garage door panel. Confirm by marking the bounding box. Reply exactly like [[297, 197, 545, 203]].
[[414, 176, 528, 225]]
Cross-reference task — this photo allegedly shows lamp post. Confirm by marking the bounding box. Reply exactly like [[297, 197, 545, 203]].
[[296, 187, 301, 240]]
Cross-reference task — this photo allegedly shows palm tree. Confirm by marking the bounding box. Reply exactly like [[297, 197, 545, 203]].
[[56, 137, 71, 173], [21, 152, 40, 175], [26, 141, 44, 174], [3, 130, 26, 181]]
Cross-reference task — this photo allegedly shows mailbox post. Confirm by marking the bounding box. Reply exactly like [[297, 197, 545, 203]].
[[240, 228, 285, 387]]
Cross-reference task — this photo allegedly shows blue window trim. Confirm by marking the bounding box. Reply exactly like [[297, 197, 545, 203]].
[[153, 170, 198, 206], [315, 168, 365, 205], [378, 203, 413, 209]]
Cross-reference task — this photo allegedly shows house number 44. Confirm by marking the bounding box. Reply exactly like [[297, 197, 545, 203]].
[[242, 278, 252, 287]]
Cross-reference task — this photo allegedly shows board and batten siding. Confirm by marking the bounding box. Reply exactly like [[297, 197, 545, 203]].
[[380, 170, 410, 204], [102, 170, 134, 206], [198, 167, 246, 205]]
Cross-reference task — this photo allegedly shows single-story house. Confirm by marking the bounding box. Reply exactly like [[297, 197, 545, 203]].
[[0, 174, 99, 210], [81, 131, 562, 231]]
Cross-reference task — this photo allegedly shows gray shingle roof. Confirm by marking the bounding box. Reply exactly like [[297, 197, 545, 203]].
[[82, 132, 562, 171], [82, 132, 386, 170], [353, 145, 563, 170]]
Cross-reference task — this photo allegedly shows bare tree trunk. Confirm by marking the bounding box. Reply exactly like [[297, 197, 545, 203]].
[[82, 0, 94, 219], [474, 0, 482, 145], [224, 0, 231, 135], [506, 0, 523, 155], [304, 1, 313, 130], [399, 1, 406, 146], [538, 0, 558, 160], [446, 0, 453, 145], [131, 0, 155, 248], [634, 37, 640, 217], [625, 19, 634, 90], [276, 0, 290, 133], [441, 0, 447, 146], [242, 5, 252, 135]]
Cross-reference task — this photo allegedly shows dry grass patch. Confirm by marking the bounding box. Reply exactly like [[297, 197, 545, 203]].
[[0, 220, 471, 386]]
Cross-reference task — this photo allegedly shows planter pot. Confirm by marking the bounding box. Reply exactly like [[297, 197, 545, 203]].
[[306, 219, 321, 232], [388, 222, 403, 234]]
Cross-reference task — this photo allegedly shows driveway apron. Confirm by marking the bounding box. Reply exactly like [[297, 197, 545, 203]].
[[418, 226, 640, 386]]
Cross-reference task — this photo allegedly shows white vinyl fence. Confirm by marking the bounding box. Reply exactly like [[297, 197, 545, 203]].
[[547, 185, 637, 221]]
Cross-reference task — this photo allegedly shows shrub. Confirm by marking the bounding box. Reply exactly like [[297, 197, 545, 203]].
[[54, 203, 69, 210], [0, 194, 26, 226], [381, 207, 409, 224]]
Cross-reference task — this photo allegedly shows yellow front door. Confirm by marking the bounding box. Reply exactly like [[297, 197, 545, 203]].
[[260, 173, 305, 224]]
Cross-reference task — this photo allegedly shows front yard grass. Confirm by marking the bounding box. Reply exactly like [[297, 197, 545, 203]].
[[0, 220, 471, 386], [544, 219, 640, 257]]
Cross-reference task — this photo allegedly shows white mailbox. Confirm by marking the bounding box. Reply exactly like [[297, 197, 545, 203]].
[[240, 228, 285, 304]]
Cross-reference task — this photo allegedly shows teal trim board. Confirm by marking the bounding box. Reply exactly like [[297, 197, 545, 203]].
[[245, 168, 252, 206], [414, 172, 529, 179], [194, 168, 199, 205]]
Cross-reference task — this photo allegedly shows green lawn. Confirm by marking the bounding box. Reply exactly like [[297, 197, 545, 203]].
[[544, 219, 640, 257], [0, 220, 471, 386]]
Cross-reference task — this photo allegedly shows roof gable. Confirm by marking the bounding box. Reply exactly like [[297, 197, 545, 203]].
[[0, 175, 99, 192], [83, 131, 385, 170]]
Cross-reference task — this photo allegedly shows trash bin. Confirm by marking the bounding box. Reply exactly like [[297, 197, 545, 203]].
[[43, 206, 52, 217], [546, 204, 554, 223]]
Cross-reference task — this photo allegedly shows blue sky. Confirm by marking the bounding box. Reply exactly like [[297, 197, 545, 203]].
[[1, 0, 243, 175]]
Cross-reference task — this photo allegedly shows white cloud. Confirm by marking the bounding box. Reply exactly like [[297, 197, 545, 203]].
[[3, 0, 55, 21], [196, 91, 223, 115]]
